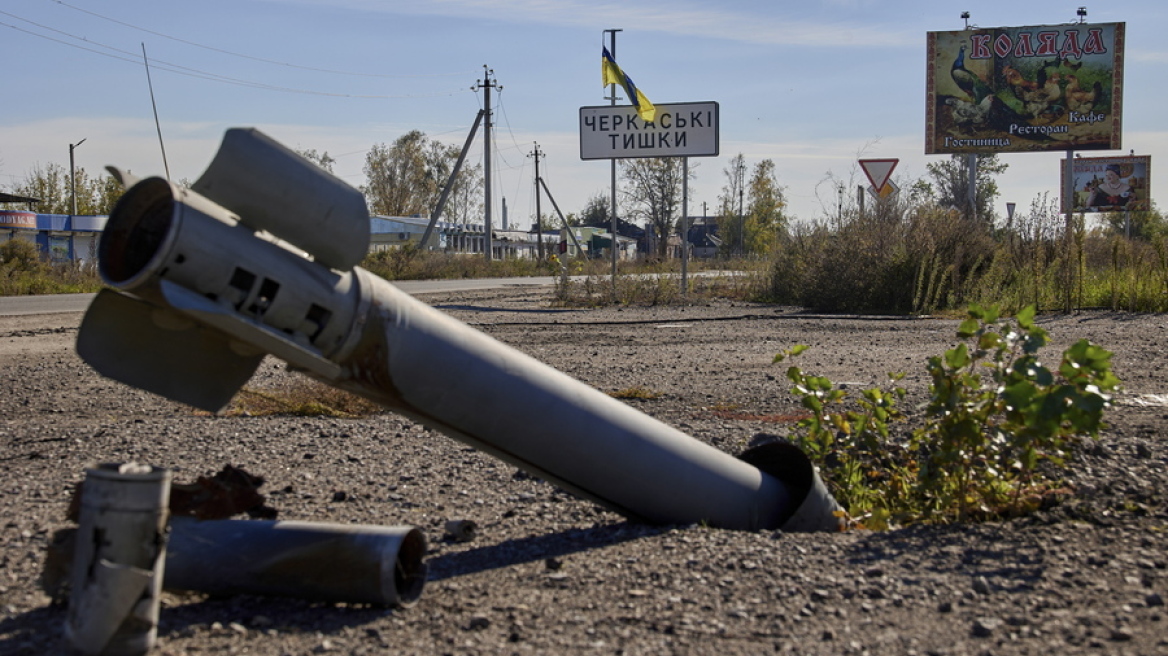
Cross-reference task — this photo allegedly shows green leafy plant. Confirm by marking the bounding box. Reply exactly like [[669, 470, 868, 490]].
[[775, 345, 910, 526], [776, 304, 1120, 527], [915, 303, 1119, 522]]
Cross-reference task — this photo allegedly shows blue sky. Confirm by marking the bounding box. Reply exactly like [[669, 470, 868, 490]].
[[1, 0, 1165, 226]]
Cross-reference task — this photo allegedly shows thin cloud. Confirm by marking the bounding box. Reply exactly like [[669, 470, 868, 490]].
[[272, 0, 915, 48]]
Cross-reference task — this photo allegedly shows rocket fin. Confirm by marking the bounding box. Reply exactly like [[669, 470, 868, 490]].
[[77, 289, 262, 413]]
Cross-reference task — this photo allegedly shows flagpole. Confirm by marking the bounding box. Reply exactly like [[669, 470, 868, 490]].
[[605, 29, 621, 299]]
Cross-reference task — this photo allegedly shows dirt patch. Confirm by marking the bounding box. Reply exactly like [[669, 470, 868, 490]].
[[1, 289, 1165, 655]]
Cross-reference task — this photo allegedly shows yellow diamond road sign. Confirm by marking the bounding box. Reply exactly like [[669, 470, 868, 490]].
[[859, 159, 898, 193]]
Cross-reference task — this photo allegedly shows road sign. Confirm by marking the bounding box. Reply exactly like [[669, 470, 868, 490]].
[[866, 179, 900, 200], [580, 101, 719, 160], [859, 159, 899, 192]]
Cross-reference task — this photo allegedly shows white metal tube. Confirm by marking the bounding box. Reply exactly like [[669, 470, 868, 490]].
[[83, 128, 842, 533], [65, 463, 170, 656], [328, 270, 795, 530]]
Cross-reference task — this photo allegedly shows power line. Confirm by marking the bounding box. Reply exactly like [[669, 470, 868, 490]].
[[48, 0, 475, 80], [0, 10, 472, 99]]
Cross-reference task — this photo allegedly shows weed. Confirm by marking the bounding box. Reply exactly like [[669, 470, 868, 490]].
[[0, 240, 103, 295], [608, 386, 663, 400], [776, 304, 1120, 527]]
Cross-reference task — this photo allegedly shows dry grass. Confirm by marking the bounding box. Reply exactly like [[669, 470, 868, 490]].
[[218, 380, 385, 418], [607, 386, 664, 400]]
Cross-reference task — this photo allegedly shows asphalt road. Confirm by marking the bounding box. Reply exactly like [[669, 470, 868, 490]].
[[0, 277, 560, 316]]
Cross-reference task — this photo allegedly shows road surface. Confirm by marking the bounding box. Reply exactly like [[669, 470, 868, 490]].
[[0, 277, 560, 316]]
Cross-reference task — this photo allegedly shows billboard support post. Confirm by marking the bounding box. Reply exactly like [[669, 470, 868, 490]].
[[967, 154, 978, 222], [1064, 149, 1076, 312]]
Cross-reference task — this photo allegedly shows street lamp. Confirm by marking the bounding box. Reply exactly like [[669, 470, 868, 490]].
[[70, 138, 87, 216]]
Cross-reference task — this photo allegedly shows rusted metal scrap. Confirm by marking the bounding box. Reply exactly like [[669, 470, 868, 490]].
[[167, 464, 278, 520], [47, 465, 277, 600], [46, 464, 425, 608], [66, 464, 277, 523]]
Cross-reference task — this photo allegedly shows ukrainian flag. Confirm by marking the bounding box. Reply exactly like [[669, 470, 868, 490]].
[[602, 47, 656, 123]]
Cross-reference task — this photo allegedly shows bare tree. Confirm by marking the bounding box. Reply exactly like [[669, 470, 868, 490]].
[[620, 158, 688, 259], [443, 160, 483, 225]]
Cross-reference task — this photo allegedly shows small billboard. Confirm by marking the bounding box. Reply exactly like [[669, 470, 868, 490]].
[[1061, 155, 1151, 213], [926, 22, 1125, 154]]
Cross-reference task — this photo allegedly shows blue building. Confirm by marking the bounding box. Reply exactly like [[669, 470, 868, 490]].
[[1, 201, 107, 265], [0, 200, 573, 264]]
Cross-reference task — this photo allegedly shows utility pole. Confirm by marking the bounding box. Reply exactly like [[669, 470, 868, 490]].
[[681, 158, 689, 294], [529, 142, 545, 262], [604, 29, 622, 294], [738, 186, 745, 256], [473, 66, 501, 262], [69, 138, 86, 216]]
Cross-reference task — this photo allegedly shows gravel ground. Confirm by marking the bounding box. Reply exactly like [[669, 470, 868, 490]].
[[0, 286, 1165, 656]]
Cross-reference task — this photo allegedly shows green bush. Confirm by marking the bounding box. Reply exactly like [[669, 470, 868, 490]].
[[0, 240, 103, 295]]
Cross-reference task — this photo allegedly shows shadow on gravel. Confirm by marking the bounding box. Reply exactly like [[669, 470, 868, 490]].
[[0, 606, 66, 654], [427, 520, 673, 581], [0, 592, 407, 651], [845, 523, 1048, 591], [0, 524, 675, 653]]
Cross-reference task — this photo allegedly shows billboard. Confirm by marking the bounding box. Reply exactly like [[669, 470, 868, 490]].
[[0, 211, 37, 228], [1061, 155, 1151, 213], [927, 22, 1125, 154]]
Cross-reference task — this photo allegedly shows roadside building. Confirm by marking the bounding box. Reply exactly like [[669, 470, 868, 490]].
[[1, 200, 107, 265]]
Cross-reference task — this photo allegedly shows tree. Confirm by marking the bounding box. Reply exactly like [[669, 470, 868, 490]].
[[363, 131, 481, 223], [924, 154, 1007, 225], [94, 175, 124, 214], [743, 159, 787, 255], [620, 158, 687, 259], [11, 163, 121, 215], [363, 131, 439, 217], [295, 148, 336, 173], [13, 163, 68, 214], [364, 135, 425, 216], [1099, 204, 1166, 241], [716, 154, 747, 256], [443, 161, 483, 225], [579, 192, 611, 227]]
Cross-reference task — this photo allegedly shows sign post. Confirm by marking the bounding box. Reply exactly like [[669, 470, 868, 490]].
[[580, 101, 720, 293]]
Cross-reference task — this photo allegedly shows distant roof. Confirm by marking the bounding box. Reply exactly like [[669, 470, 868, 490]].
[[0, 192, 39, 205]]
